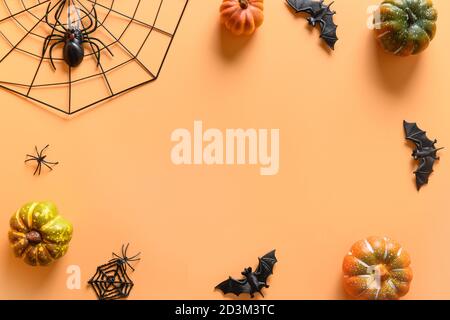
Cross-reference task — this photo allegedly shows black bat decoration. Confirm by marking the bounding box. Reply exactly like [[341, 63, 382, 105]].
[[286, 0, 338, 50], [215, 250, 277, 298], [404, 121, 443, 190]]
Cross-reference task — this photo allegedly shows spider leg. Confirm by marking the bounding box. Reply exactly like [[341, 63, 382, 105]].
[[85, 39, 101, 66], [77, 7, 95, 34], [44, 3, 56, 29], [40, 144, 50, 158], [123, 243, 129, 258], [128, 255, 141, 262], [33, 162, 40, 176], [42, 162, 54, 171], [125, 261, 135, 272], [82, 6, 98, 35], [43, 34, 64, 57], [25, 154, 38, 160], [127, 251, 141, 261], [88, 37, 114, 56], [42, 160, 58, 170], [42, 160, 59, 166], [45, 2, 65, 34], [111, 253, 122, 260], [24, 157, 38, 163], [48, 40, 64, 70], [53, 0, 68, 32], [33, 164, 39, 176]]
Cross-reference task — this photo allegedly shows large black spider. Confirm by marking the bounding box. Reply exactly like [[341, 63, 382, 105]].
[[42, 1, 113, 69], [25, 145, 59, 176], [88, 244, 141, 300]]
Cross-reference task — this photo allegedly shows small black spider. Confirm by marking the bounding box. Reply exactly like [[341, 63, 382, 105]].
[[25, 145, 59, 176], [42, 1, 113, 68], [110, 243, 141, 272]]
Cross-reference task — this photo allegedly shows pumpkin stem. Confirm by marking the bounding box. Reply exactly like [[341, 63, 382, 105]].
[[405, 7, 417, 25], [371, 264, 390, 282], [239, 0, 249, 9], [26, 230, 42, 245]]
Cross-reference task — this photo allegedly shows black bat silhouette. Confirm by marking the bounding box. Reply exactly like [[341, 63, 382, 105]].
[[404, 121, 443, 190], [215, 250, 277, 298], [286, 0, 338, 50]]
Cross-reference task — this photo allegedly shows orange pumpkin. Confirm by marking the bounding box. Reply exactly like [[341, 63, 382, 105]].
[[220, 0, 264, 36], [342, 236, 413, 300]]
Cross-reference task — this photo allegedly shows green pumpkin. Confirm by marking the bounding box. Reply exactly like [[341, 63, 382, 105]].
[[374, 0, 437, 56], [8, 202, 73, 266]]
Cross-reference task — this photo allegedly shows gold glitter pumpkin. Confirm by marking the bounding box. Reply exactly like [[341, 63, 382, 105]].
[[342, 236, 413, 300], [8, 202, 73, 266]]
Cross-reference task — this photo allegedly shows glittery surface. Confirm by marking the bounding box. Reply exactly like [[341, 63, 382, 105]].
[[342, 236, 413, 300], [8, 201, 73, 266], [374, 0, 437, 56]]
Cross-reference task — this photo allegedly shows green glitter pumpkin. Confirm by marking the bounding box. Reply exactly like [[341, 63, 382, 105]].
[[8, 202, 73, 266], [374, 0, 437, 56]]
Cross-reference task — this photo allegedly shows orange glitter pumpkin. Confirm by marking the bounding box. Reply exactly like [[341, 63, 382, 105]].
[[342, 236, 413, 300], [220, 0, 264, 36]]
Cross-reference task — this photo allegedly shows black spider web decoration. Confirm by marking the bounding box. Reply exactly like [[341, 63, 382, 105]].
[[88, 260, 134, 300], [0, 0, 188, 116], [88, 244, 141, 300]]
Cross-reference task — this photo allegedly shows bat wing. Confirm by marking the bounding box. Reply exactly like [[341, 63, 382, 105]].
[[215, 277, 251, 296], [286, 0, 322, 15], [318, 14, 338, 50], [254, 250, 277, 283], [415, 157, 435, 190], [404, 121, 435, 149]]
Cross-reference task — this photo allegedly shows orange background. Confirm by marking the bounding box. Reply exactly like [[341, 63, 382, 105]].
[[1, 0, 450, 299]]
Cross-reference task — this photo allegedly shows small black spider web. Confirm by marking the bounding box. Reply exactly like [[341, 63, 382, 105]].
[[0, 0, 188, 115], [88, 260, 134, 300]]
